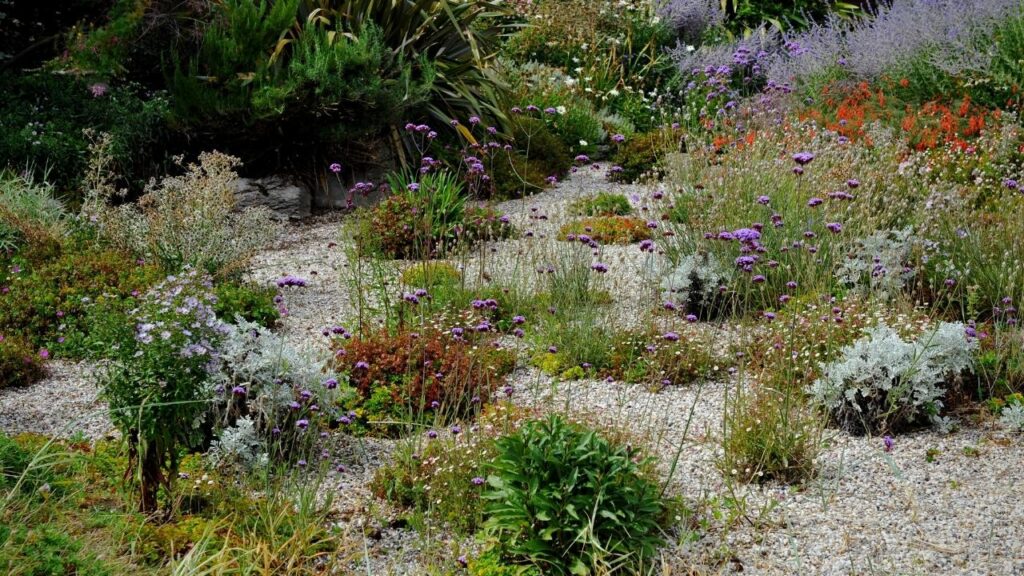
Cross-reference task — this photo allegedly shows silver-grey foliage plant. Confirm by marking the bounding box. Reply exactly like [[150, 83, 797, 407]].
[[809, 321, 976, 435]]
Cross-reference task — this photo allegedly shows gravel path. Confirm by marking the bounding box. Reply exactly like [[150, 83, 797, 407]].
[[0, 360, 114, 440]]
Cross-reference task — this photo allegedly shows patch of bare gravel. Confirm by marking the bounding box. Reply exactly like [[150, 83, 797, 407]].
[[0, 360, 114, 439], [511, 365, 1024, 575]]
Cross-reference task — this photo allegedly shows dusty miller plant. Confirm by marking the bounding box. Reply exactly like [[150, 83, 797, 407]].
[[835, 227, 918, 299], [661, 251, 732, 317], [809, 322, 976, 435], [209, 317, 350, 465]]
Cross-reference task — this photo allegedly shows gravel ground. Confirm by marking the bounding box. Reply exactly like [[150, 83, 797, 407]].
[[0, 360, 114, 440], [512, 367, 1024, 575], [3, 168, 1023, 575]]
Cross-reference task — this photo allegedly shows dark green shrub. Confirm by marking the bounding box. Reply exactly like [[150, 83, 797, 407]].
[[570, 192, 633, 216], [509, 117, 573, 179], [0, 71, 169, 199], [483, 415, 667, 575], [171, 7, 431, 141], [0, 336, 48, 389], [485, 150, 550, 200], [213, 281, 280, 327], [609, 127, 683, 183]]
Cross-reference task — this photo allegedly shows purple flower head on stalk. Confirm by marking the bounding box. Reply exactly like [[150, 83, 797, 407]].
[[752, 274, 766, 283], [296, 419, 309, 429], [471, 476, 485, 486], [883, 436, 895, 452], [826, 222, 842, 233], [513, 328, 525, 338], [329, 162, 342, 173], [355, 361, 369, 370], [403, 292, 420, 305], [427, 429, 438, 439], [468, 116, 481, 125], [591, 262, 609, 273], [276, 275, 308, 288], [526, 104, 540, 112], [757, 195, 770, 205], [808, 197, 823, 207], [451, 425, 461, 435], [544, 107, 557, 115], [324, 378, 338, 390], [792, 166, 804, 176], [646, 220, 659, 229], [513, 315, 526, 325], [664, 301, 678, 311], [847, 179, 860, 189], [686, 314, 698, 323], [511, 106, 522, 114], [764, 311, 776, 320], [733, 228, 761, 243], [575, 154, 590, 164], [232, 386, 246, 396], [792, 152, 815, 165], [663, 332, 680, 341], [1004, 178, 1019, 189], [612, 134, 626, 143]]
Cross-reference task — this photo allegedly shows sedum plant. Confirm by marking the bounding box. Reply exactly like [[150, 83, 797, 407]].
[[482, 415, 667, 575], [809, 321, 977, 435]]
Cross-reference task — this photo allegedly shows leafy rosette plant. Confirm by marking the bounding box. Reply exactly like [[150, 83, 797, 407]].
[[482, 415, 667, 575]]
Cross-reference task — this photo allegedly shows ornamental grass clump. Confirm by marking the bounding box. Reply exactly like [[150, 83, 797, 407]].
[[809, 321, 977, 435], [482, 415, 668, 575], [0, 172, 68, 255], [98, 268, 228, 511]]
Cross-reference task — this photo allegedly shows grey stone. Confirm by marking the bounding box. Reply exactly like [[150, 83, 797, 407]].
[[232, 175, 312, 220]]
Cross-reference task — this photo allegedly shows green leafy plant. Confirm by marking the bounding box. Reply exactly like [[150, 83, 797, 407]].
[[570, 192, 633, 216], [609, 127, 683, 183], [482, 415, 667, 575], [0, 336, 48, 389], [213, 281, 280, 327], [97, 268, 225, 512]]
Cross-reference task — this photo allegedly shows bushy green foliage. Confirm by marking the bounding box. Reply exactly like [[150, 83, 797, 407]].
[[0, 72, 169, 198], [356, 181, 513, 260], [0, 336, 48, 389], [0, 246, 163, 358], [609, 127, 683, 183], [483, 415, 667, 575], [97, 269, 225, 511], [571, 192, 633, 216], [171, 7, 431, 140], [213, 281, 280, 327]]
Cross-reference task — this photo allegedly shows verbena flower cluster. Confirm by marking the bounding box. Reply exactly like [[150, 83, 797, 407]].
[[809, 321, 977, 435]]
